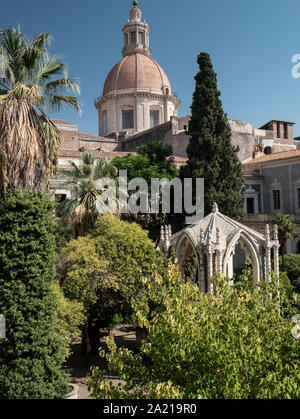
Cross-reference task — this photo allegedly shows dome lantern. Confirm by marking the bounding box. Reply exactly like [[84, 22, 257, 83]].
[[123, 1, 150, 57]]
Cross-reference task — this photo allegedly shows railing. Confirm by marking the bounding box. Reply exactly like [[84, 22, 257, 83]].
[[94, 94, 103, 104], [172, 91, 182, 104]]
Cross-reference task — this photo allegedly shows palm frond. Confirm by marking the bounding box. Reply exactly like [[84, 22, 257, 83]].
[[45, 77, 80, 95], [49, 94, 81, 114], [36, 56, 66, 82]]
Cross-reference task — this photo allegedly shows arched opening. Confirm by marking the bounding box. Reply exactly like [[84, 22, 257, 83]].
[[175, 235, 198, 283], [264, 146, 272, 155], [224, 233, 260, 286], [102, 110, 108, 136], [121, 106, 134, 130], [149, 106, 161, 128], [233, 241, 246, 276]]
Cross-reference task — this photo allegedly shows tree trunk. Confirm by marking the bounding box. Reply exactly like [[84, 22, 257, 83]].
[[82, 322, 91, 367]]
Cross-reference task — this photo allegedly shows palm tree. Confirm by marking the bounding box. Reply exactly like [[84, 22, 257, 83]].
[[57, 152, 118, 237], [0, 26, 80, 193], [276, 213, 295, 271]]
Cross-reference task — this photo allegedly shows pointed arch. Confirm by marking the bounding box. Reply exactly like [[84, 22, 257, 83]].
[[175, 232, 200, 282], [223, 230, 261, 285]]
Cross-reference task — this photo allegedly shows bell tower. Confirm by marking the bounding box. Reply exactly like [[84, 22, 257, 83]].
[[122, 1, 151, 57]]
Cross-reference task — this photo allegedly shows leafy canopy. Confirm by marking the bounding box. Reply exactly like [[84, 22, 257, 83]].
[[88, 265, 300, 399], [57, 152, 118, 237]]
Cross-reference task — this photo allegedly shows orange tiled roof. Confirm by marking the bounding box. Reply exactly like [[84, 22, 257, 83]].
[[244, 149, 300, 165], [173, 156, 188, 165], [59, 150, 136, 159], [52, 119, 75, 125]]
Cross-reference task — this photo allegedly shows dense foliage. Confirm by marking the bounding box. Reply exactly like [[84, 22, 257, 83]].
[[88, 265, 300, 399], [58, 214, 164, 331], [276, 213, 295, 270], [181, 52, 244, 218], [0, 190, 69, 398], [113, 142, 179, 241], [53, 282, 85, 361], [57, 153, 118, 237], [280, 254, 300, 294]]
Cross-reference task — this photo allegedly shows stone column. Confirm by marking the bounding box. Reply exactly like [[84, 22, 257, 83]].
[[207, 251, 213, 294], [273, 224, 280, 280], [265, 224, 271, 282]]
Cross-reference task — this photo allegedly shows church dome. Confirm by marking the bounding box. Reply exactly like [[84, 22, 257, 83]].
[[103, 53, 172, 96]]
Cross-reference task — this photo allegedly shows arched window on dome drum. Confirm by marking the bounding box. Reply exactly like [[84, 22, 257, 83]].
[[150, 109, 159, 128], [102, 111, 108, 136], [122, 109, 134, 130], [130, 31, 137, 44], [138, 31, 144, 44]]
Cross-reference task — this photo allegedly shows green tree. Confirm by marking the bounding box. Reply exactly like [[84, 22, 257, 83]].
[[0, 191, 69, 399], [181, 53, 244, 219], [57, 237, 115, 364], [91, 213, 164, 304], [276, 213, 295, 271], [57, 152, 118, 237], [88, 265, 300, 399], [0, 26, 80, 193], [113, 142, 179, 241], [58, 215, 164, 335], [52, 281, 85, 362], [280, 254, 300, 294]]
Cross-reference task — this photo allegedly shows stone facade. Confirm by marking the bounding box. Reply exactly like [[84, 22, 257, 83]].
[[243, 150, 300, 253], [120, 116, 297, 162]]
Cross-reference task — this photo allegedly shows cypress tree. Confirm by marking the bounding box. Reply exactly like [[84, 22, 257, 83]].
[[0, 190, 68, 399], [181, 53, 244, 218]]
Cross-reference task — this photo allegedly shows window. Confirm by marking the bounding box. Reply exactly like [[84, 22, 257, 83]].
[[264, 146, 272, 155], [277, 122, 281, 138], [102, 111, 107, 136], [273, 190, 281, 210], [122, 109, 134, 130], [130, 31, 136, 44], [284, 123, 288, 139], [138, 31, 144, 44], [150, 109, 159, 128], [247, 198, 254, 214]]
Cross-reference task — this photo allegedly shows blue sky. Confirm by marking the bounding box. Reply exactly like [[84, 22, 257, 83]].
[[2, 0, 300, 136]]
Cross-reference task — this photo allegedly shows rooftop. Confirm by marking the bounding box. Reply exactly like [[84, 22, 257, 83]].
[[244, 149, 300, 166]]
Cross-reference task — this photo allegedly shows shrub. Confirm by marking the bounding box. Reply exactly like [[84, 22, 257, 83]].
[[53, 282, 85, 361], [88, 266, 300, 399], [280, 254, 300, 294], [0, 190, 69, 399], [58, 214, 164, 330], [91, 214, 164, 302]]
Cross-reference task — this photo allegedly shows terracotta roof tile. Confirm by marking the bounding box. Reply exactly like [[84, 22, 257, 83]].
[[244, 149, 300, 165], [52, 119, 75, 125]]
